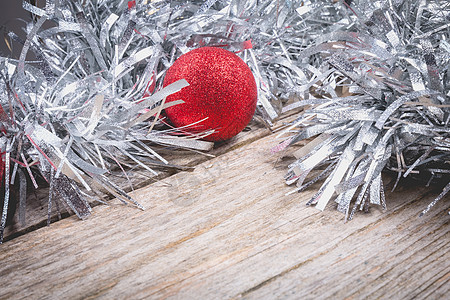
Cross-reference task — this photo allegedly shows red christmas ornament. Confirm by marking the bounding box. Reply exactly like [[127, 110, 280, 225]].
[[163, 47, 258, 141]]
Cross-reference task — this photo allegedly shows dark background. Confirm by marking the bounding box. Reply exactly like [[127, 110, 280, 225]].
[[0, 1, 44, 57]]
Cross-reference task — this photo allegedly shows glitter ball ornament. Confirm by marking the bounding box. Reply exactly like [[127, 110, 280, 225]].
[[163, 47, 258, 141]]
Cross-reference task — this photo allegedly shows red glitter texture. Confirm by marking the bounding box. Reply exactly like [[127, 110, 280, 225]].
[[163, 47, 258, 141]]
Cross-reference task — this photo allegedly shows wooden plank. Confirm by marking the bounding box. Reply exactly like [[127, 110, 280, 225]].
[[0, 133, 448, 299]]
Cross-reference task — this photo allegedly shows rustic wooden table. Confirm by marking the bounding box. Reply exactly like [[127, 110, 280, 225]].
[[0, 123, 449, 299]]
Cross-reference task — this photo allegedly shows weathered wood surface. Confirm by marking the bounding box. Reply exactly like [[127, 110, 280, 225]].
[[0, 133, 449, 299]]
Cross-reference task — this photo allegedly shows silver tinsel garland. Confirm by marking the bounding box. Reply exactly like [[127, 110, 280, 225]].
[[0, 0, 448, 241], [270, 0, 449, 219]]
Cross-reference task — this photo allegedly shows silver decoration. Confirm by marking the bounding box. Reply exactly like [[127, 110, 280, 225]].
[[273, 0, 449, 219]]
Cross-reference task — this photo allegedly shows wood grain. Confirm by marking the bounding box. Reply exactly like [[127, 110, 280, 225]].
[[0, 133, 448, 299]]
